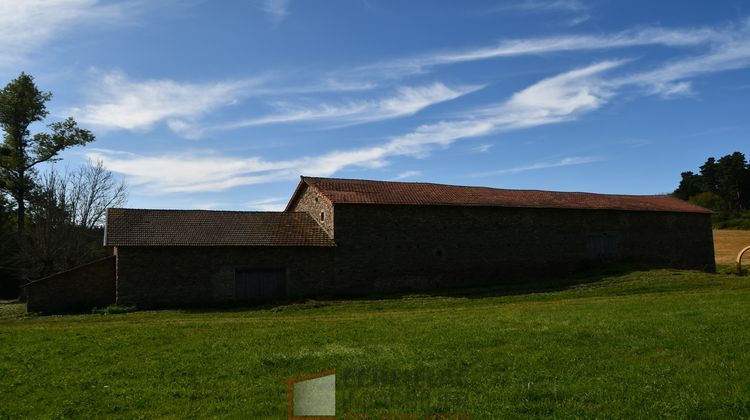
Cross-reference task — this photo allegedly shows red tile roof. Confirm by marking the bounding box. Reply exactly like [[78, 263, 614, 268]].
[[105, 209, 335, 247], [297, 177, 711, 214]]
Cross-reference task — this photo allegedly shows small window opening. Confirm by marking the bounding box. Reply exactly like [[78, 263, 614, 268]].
[[320, 211, 325, 222]]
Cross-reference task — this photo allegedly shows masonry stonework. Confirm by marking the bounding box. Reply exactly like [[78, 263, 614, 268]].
[[329, 205, 715, 294], [288, 184, 334, 237], [25, 256, 116, 313], [115, 246, 334, 308]]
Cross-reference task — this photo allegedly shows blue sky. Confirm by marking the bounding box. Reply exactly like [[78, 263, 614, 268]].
[[2, 0, 749, 211]]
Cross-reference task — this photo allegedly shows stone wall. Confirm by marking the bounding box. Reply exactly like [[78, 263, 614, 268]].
[[113, 204, 715, 308], [25, 256, 116, 314], [289, 184, 334, 237], [115, 246, 335, 308], [330, 205, 715, 294]]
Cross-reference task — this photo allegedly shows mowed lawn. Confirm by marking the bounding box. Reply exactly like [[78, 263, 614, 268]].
[[1, 269, 749, 418]]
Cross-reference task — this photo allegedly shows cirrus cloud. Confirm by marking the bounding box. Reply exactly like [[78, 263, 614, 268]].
[[70, 71, 262, 135], [87, 61, 621, 193]]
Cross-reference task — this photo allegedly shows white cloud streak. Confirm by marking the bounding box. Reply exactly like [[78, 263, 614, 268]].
[[221, 83, 482, 128], [472, 144, 494, 153], [73, 18, 750, 199], [610, 21, 750, 96], [0, 0, 154, 67], [71, 71, 259, 135], [73, 75, 478, 137], [65, 19, 750, 143], [500, 0, 588, 13], [356, 23, 735, 79], [484, 0, 590, 26], [246, 197, 288, 211], [88, 61, 620, 193], [392, 171, 422, 181], [258, 0, 289, 24], [472, 156, 601, 177], [88, 32, 750, 194]]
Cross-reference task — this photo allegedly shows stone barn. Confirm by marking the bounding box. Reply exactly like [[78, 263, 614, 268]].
[[25, 176, 715, 312]]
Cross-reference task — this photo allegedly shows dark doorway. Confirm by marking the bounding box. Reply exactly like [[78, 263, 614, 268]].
[[235, 269, 286, 302], [587, 232, 622, 262]]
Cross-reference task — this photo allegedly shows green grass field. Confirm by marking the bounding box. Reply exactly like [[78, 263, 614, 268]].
[[1, 269, 750, 418]]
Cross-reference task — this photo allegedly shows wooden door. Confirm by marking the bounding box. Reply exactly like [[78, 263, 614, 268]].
[[235, 269, 286, 302]]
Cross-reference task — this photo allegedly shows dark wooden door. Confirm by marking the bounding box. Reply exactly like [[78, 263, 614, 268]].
[[587, 232, 622, 262], [235, 269, 286, 302]]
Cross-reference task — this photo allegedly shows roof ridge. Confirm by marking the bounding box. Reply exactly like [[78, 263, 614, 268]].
[[109, 208, 304, 214], [300, 176, 676, 198], [297, 176, 711, 214]]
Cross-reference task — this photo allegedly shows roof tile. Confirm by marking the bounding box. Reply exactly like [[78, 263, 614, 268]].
[[105, 209, 335, 247], [301, 177, 711, 214]]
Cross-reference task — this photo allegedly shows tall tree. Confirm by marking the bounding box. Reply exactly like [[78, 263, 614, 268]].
[[716, 152, 749, 211], [699, 157, 719, 194], [673, 151, 750, 214], [23, 161, 127, 279], [674, 171, 703, 200], [0, 192, 19, 297], [0, 73, 94, 243]]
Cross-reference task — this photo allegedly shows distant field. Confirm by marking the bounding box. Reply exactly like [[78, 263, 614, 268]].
[[714, 229, 750, 264], [1, 269, 749, 418]]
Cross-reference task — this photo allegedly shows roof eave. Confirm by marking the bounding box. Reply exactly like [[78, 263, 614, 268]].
[[333, 201, 712, 214]]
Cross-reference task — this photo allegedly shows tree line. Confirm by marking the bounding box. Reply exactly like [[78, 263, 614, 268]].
[[0, 73, 127, 298], [673, 151, 750, 228]]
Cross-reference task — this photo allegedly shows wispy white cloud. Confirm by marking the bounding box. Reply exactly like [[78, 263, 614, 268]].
[[285, 78, 378, 93], [490, 60, 622, 127], [0, 0, 160, 67], [566, 14, 591, 27], [71, 18, 750, 199], [85, 148, 298, 193], [392, 170, 421, 181], [221, 83, 482, 128], [88, 62, 619, 193], [71, 71, 260, 136], [73, 75, 479, 137], [500, 0, 588, 13], [621, 137, 651, 147], [356, 23, 733, 79], [483, 0, 590, 26], [471, 144, 494, 153], [63, 18, 750, 147], [610, 21, 750, 96], [99, 47, 750, 193], [246, 197, 288, 211], [472, 156, 601, 177], [684, 125, 739, 138], [258, 0, 289, 24]]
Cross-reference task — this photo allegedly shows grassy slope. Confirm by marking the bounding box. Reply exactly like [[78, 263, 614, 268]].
[[1, 270, 750, 418]]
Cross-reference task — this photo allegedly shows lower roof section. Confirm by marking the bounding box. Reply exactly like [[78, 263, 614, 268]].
[[105, 209, 335, 247]]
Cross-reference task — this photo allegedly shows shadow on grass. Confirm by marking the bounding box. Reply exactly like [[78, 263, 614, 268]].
[[179, 263, 719, 315], [31, 262, 729, 316]]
